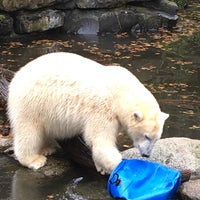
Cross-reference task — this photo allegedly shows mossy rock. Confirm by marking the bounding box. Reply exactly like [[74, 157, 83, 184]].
[[172, 0, 188, 8], [0, 14, 13, 35], [0, 14, 6, 20]]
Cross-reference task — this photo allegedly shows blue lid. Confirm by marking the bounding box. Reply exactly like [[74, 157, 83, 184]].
[[107, 159, 181, 200]]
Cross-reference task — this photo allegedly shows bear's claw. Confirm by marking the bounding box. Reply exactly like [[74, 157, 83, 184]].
[[28, 155, 47, 170]]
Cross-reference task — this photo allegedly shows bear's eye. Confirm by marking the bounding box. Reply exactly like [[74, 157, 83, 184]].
[[145, 135, 152, 141]]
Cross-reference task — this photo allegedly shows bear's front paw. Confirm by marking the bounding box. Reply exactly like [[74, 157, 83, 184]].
[[94, 158, 121, 175], [95, 164, 110, 175], [95, 164, 115, 175], [28, 155, 47, 170], [92, 145, 122, 175]]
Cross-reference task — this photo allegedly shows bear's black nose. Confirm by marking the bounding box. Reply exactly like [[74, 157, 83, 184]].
[[141, 153, 150, 158]]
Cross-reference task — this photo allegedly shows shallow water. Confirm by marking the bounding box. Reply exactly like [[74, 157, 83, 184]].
[[0, 4, 199, 199], [0, 155, 111, 200]]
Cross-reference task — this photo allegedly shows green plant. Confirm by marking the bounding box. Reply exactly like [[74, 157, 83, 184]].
[[0, 14, 6, 20]]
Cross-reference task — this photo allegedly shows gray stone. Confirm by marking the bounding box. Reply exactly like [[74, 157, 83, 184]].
[[64, 9, 102, 34], [143, 0, 178, 15], [0, 0, 65, 11], [180, 179, 200, 200], [0, 137, 13, 151], [75, 0, 124, 9], [0, 14, 13, 36], [55, 0, 76, 10], [99, 8, 138, 33], [15, 9, 65, 34], [0, 0, 179, 36], [122, 137, 200, 179], [64, 6, 177, 35]]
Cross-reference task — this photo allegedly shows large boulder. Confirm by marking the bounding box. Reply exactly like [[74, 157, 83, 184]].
[[75, 0, 130, 9], [0, 0, 66, 11], [64, 8, 138, 34], [180, 179, 200, 200], [64, 6, 178, 34], [141, 0, 178, 15], [64, 9, 101, 34], [122, 137, 200, 200], [15, 9, 65, 33], [0, 14, 13, 36]]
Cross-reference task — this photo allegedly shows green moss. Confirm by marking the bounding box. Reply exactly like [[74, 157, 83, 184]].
[[171, 0, 187, 8], [0, 14, 6, 20]]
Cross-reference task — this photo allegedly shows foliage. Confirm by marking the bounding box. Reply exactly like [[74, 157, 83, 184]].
[[171, 0, 188, 8], [0, 14, 5, 20]]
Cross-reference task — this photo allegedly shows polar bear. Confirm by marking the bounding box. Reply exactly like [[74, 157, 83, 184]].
[[8, 52, 169, 174]]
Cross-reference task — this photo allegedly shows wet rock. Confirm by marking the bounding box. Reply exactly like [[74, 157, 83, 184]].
[[64, 8, 138, 34], [64, 6, 177, 34], [15, 9, 65, 33], [64, 9, 101, 34], [0, 0, 64, 11], [75, 0, 128, 9], [38, 155, 72, 177], [55, 0, 76, 9], [143, 0, 178, 15], [99, 8, 138, 33], [0, 14, 13, 36], [179, 179, 200, 200], [0, 0, 179, 36], [0, 136, 13, 152]]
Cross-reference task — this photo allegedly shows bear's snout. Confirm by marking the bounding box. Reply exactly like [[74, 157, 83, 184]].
[[137, 139, 156, 158], [141, 153, 150, 158], [138, 145, 152, 158]]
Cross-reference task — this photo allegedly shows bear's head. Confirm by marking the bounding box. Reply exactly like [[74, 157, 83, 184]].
[[111, 68, 169, 158], [128, 111, 169, 157], [125, 110, 169, 157], [115, 92, 169, 157]]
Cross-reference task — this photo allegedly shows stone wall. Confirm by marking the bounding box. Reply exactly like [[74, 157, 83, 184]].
[[0, 0, 178, 37]]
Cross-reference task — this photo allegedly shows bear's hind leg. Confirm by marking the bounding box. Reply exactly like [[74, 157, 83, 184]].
[[40, 138, 59, 156], [13, 123, 47, 170]]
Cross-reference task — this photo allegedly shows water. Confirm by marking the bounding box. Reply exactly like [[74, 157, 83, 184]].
[[0, 155, 111, 200], [0, 4, 199, 199]]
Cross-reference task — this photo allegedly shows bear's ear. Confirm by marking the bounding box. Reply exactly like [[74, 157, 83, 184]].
[[133, 111, 143, 122], [161, 112, 169, 121]]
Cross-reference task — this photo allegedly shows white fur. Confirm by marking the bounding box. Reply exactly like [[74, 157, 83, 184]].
[[8, 52, 168, 174]]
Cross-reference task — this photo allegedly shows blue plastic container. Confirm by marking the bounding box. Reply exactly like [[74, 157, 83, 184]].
[[107, 159, 181, 200]]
